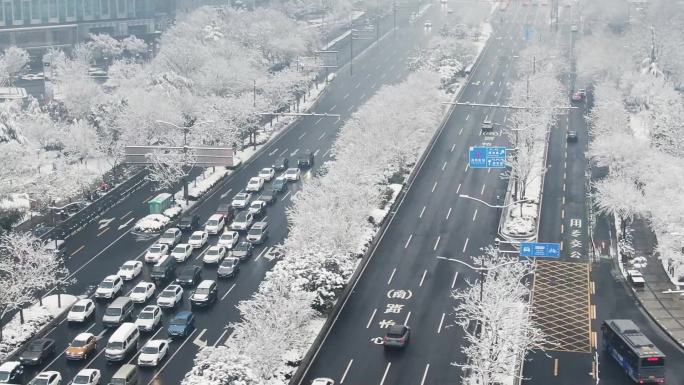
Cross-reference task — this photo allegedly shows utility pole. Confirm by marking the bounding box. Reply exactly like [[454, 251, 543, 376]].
[[253, 79, 256, 107], [350, 33, 354, 75], [393, 0, 397, 34]]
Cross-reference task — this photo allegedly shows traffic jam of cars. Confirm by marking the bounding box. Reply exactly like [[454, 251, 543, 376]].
[[3, 154, 315, 385]]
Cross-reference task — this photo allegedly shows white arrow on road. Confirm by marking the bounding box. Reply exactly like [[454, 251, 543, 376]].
[[98, 218, 114, 230], [118, 218, 135, 231], [193, 329, 208, 348]]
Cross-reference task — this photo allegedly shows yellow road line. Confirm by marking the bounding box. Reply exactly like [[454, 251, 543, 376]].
[[70, 245, 85, 257]]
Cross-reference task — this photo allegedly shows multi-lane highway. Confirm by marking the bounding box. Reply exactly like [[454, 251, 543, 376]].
[[11, 2, 451, 385], [299, 3, 549, 385]]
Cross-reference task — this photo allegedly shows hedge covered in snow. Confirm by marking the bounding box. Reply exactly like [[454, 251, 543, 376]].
[[183, 71, 444, 385]]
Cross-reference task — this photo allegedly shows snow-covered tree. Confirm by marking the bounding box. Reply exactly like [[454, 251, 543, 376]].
[[452, 247, 545, 385], [145, 148, 197, 192], [87, 33, 123, 62], [0, 47, 29, 85]]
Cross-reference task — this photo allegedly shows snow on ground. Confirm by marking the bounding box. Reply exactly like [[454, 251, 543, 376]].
[[370, 183, 403, 224], [187, 167, 230, 200], [0, 193, 30, 211], [629, 110, 650, 142], [163, 205, 182, 219], [0, 294, 76, 361], [501, 140, 544, 240]]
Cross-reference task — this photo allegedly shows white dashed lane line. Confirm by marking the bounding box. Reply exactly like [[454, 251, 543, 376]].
[[433, 236, 440, 251], [341, 359, 354, 384], [419, 206, 426, 219], [366, 309, 377, 329], [462, 238, 469, 253], [387, 268, 397, 285], [404, 234, 413, 249]]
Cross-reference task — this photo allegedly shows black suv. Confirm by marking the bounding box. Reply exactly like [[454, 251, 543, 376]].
[[19, 339, 55, 365], [273, 157, 289, 171], [297, 150, 314, 168], [178, 214, 200, 232], [175, 266, 202, 287]]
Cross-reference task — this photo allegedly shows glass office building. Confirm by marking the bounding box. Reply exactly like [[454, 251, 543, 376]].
[[0, 0, 175, 52]]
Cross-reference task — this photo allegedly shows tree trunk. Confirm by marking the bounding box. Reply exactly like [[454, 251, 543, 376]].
[[19, 308, 25, 324]]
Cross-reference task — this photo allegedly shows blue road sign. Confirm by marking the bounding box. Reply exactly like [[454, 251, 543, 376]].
[[519, 242, 561, 258], [469, 146, 507, 169]]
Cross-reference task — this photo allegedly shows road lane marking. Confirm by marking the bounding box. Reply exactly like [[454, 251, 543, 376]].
[[282, 191, 291, 200], [291, 148, 300, 156], [355, 83, 361, 89], [404, 234, 413, 249], [591, 331, 598, 349], [419, 206, 426, 219], [221, 283, 237, 301], [329, 105, 336, 111], [379, 363, 391, 385], [403, 311, 411, 326], [344, 93, 350, 100], [315, 117, 323, 125], [420, 364, 430, 385], [432, 182, 438, 192], [279, 148, 289, 156], [433, 236, 440, 251], [255, 247, 270, 261], [456, 183, 461, 194], [472, 209, 478, 222], [480, 184, 486, 195], [554, 358, 559, 376], [323, 149, 331, 157], [442, 162, 447, 171], [387, 268, 396, 285], [360, 92, 366, 99], [97, 227, 109, 237], [313, 149, 320, 157], [466, 113, 470, 120], [148, 329, 198, 385], [591, 281, 596, 294], [213, 326, 232, 347], [220, 188, 233, 199], [451, 272, 459, 289], [451, 144, 456, 152], [121, 210, 133, 220], [268, 148, 279, 156], [437, 313, 446, 334], [341, 359, 354, 383], [465, 163, 469, 172], [70, 245, 85, 256], [298, 133, 306, 140], [419, 270, 427, 287], [318, 132, 326, 140], [446, 207, 452, 220], [459, 127, 464, 135], [561, 209, 565, 219], [143, 194, 155, 203], [117, 218, 135, 231], [366, 309, 377, 328], [462, 238, 469, 253], [590, 305, 596, 319]]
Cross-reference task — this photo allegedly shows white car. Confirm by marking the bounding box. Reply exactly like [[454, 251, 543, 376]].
[[202, 246, 227, 264], [248, 200, 266, 216], [158, 227, 182, 247], [188, 231, 208, 249], [130, 282, 156, 304], [135, 305, 162, 332], [157, 284, 183, 308], [137, 340, 169, 367], [204, 214, 225, 235], [230, 211, 254, 231], [311, 379, 335, 385], [283, 168, 301, 181], [145, 243, 169, 263], [171, 243, 193, 262], [95, 275, 123, 299], [245, 177, 264, 192], [231, 192, 252, 209], [217, 231, 240, 249], [117, 260, 143, 281], [258, 167, 275, 181], [71, 368, 100, 385], [67, 299, 95, 322], [32, 371, 62, 385]]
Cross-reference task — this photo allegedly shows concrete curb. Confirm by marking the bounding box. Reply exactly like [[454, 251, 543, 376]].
[[290, 18, 496, 385]]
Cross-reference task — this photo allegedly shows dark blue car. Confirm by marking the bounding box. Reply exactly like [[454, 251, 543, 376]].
[[167, 311, 195, 338]]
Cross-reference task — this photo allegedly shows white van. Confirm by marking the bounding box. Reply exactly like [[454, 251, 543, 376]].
[[105, 323, 140, 362]]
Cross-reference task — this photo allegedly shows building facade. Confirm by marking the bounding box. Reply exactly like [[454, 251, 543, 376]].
[[0, 0, 176, 52]]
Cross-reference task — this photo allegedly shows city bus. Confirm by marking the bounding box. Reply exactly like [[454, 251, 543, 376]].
[[601, 319, 666, 384]]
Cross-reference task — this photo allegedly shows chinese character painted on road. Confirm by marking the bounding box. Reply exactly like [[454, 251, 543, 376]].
[[378, 319, 396, 329], [571, 229, 581, 238], [370, 337, 384, 345], [386, 289, 413, 300], [570, 239, 582, 248], [384, 304, 404, 314], [570, 218, 582, 228]]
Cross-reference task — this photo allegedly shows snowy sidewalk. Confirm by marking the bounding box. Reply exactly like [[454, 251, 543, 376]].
[[614, 218, 684, 349]]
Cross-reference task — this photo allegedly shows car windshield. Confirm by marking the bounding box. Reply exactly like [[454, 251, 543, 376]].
[[133, 286, 147, 293], [72, 305, 86, 312], [173, 246, 186, 253], [207, 220, 219, 226], [180, 269, 195, 278], [235, 213, 247, 221], [220, 259, 235, 267], [71, 338, 89, 347], [141, 345, 159, 354], [180, 218, 191, 224], [100, 280, 114, 288], [235, 243, 249, 251], [235, 194, 246, 200], [150, 246, 162, 253], [248, 228, 261, 235], [122, 264, 135, 270], [160, 290, 175, 298], [161, 233, 174, 239], [286, 170, 295, 174], [196, 287, 211, 295], [220, 234, 232, 240], [171, 317, 188, 326], [207, 249, 219, 256], [139, 311, 154, 319], [108, 341, 124, 350], [105, 307, 121, 316], [190, 234, 203, 240], [0, 372, 10, 381], [28, 342, 45, 351], [250, 202, 261, 208], [30, 378, 50, 385], [73, 375, 91, 384]]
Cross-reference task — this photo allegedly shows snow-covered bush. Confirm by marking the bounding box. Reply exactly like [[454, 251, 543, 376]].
[[133, 214, 170, 233], [0, 305, 52, 360], [163, 205, 182, 220]]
